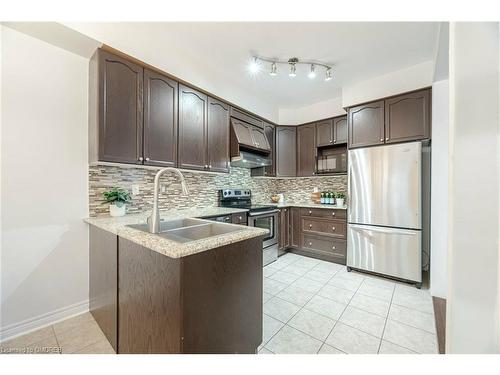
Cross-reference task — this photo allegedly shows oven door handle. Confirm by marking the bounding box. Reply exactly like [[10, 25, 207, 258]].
[[248, 209, 279, 217]]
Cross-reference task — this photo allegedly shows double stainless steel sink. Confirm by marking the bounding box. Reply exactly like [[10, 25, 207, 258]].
[[126, 218, 242, 243]]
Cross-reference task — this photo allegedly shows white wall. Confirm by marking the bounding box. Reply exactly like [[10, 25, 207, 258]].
[[447, 22, 499, 353], [279, 96, 346, 125], [342, 61, 434, 108], [0, 26, 89, 340], [430, 79, 449, 299]]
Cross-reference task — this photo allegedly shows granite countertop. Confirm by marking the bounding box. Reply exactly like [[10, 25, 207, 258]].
[[84, 207, 268, 259], [275, 202, 348, 210]]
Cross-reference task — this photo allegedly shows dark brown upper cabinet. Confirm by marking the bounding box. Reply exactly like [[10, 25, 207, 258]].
[[250, 127, 271, 152], [385, 89, 431, 144], [334, 116, 348, 144], [207, 97, 230, 173], [178, 85, 208, 171], [143, 69, 178, 167], [97, 50, 144, 164], [297, 123, 317, 177], [275, 126, 297, 177], [263, 123, 276, 176], [348, 100, 385, 149], [316, 119, 334, 147]]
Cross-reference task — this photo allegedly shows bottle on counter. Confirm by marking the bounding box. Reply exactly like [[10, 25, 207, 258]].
[[330, 192, 335, 205], [327, 192, 332, 204], [320, 192, 325, 204]]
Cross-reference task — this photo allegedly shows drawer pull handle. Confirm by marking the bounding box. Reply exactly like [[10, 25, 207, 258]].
[[239, 216, 243, 220], [309, 224, 312, 229], [332, 246, 336, 250], [308, 210, 312, 215], [332, 226, 336, 231], [332, 212, 335, 216], [308, 242, 312, 246]]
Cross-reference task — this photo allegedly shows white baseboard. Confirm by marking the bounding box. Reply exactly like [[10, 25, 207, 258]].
[[0, 300, 89, 342]]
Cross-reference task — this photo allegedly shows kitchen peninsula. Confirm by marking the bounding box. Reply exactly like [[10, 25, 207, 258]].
[[85, 207, 268, 354]]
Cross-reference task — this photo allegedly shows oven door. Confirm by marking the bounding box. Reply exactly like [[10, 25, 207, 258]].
[[248, 210, 279, 248], [248, 210, 279, 266]]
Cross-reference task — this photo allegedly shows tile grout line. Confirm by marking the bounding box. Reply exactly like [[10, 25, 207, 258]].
[[51, 325, 62, 354], [377, 281, 396, 354]]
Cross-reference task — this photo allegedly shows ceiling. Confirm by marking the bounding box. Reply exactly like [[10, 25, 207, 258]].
[[66, 22, 439, 113]]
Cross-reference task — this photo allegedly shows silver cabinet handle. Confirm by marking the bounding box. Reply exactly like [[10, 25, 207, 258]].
[[380, 138, 384, 142], [209, 165, 212, 169], [308, 210, 312, 215], [332, 212, 335, 216], [309, 224, 312, 229], [333, 139, 336, 143], [332, 246, 336, 250], [332, 226, 336, 231], [386, 137, 389, 141], [204, 165, 208, 169], [309, 242, 312, 246], [329, 140, 333, 143], [145, 157, 150, 161], [138, 157, 144, 162], [239, 216, 243, 220]]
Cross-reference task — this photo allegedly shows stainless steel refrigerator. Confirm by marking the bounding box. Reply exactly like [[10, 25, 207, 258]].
[[347, 141, 430, 285]]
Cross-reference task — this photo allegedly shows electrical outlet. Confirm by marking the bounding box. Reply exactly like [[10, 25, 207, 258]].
[[132, 185, 140, 196]]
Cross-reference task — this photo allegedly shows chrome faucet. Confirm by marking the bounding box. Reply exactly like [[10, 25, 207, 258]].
[[148, 168, 189, 233]]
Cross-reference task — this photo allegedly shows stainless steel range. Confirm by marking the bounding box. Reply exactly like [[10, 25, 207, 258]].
[[219, 189, 279, 266]]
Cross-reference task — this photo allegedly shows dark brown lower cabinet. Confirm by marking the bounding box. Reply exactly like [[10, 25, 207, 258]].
[[89, 226, 118, 352], [89, 225, 263, 354], [278, 208, 290, 256], [279, 207, 347, 265]]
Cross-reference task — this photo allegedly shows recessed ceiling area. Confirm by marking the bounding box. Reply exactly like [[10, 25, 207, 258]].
[[66, 22, 439, 118]]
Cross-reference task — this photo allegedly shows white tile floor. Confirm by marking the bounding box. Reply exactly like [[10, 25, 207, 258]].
[[1, 253, 437, 355], [260, 253, 438, 354]]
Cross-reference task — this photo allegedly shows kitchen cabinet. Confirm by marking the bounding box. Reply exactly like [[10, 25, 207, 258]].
[[385, 89, 431, 143], [278, 208, 290, 254], [230, 107, 263, 128], [347, 89, 431, 148], [250, 126, 271, 152], [348, 100, 385, 149], [97, 50, 144, 164], [250, 122, 275, 177], [143, 69, 178, 167], [334, 116, 348, 144], [297, 123, 317, 176], [316, 119, 334, 147], [275, 126, 297, 177], [178, 85, 208, 171], [290, 207, 300, 249], [207, 97, 230, 172]]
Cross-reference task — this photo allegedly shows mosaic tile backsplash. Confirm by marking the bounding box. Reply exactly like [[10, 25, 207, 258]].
[[89, 164, 347, 217]]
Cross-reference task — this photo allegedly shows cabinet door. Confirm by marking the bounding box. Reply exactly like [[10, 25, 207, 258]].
[[207, 97, 230, 173], [348, 101, 385, 148], [250, 126, 271, 151], [333, 116, 348, 144], [99, 50, 143, 164], [263, 123, 275, 176], [281, 208, 290, 249], [385, 89, 431, 144], [143, 69, 178, 167], [297, 123, 317, 176], [231, 119, 255, 148], [178, 85, 208, 170], [316, 119, 334, 147], [275, 127, 297, 177], [290, 207, 300, 248]]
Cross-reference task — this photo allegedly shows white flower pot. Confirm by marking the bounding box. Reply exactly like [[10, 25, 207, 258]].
[[336, 198, 344, 207], [109, 204, 126, 217]]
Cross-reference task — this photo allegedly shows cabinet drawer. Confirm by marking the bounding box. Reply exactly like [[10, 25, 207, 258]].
[[302, 234, 346, 258], [231, 213, 247, 225], [300, 208, 346, 220], [302, 218, 347, 238]]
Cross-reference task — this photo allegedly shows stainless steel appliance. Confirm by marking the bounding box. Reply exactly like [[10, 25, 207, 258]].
[[219, 189, 279, 266], [347, 141, 430, 286]]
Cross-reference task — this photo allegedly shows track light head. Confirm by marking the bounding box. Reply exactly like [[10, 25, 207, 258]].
[[289, 63, 297, 77], [325, 68, 333, 81], [308, 64, 316, 79], [270, 62, 277, 76]]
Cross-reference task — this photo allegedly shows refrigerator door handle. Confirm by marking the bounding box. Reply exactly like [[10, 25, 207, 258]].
[[349, 224, 419, 236]]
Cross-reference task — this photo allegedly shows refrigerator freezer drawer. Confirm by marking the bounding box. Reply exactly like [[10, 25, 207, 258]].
[[347, 224, 422, 282]]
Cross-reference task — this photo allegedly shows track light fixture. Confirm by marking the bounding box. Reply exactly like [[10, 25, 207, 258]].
[[249, 56, 333, 82]]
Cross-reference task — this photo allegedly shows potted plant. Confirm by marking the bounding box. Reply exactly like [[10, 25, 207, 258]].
[[335, 192, 346, 207], [103, 187, 132, 217]]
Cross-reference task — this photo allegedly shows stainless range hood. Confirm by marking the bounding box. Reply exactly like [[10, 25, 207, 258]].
[[230, 150, 271, 168]]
